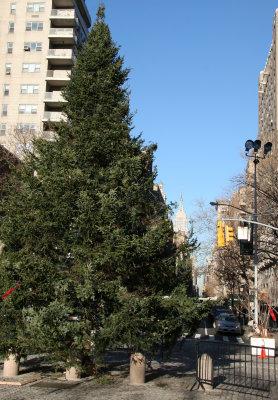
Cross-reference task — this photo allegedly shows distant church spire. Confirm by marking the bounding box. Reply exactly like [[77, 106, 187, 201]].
[[173, 191, 188, 235]]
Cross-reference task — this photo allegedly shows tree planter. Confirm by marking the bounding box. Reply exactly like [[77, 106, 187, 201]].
[[130, 353, 145, 384], [250, 336, 275, 357], [65, 366, 81, 380], [3, 354, 19, 377]]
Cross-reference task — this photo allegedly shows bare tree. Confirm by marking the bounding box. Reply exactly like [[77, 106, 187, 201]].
[[191, 198, 217, 275]]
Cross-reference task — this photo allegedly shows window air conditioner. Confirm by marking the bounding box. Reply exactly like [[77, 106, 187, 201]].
[[24, 45, 30, 51]]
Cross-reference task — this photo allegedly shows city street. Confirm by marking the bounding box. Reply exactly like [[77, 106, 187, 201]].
[[191, 316, 245, 344]]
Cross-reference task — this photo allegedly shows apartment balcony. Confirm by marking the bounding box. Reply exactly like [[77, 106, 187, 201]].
[[50, 9, 77, 27], [46, 70, 71, 86], [47, 49, 76, 66], [53, 0, 91, 28], [42, 130, 57, 141], [44, 91, 67, 107], [42, 111, 66, 122], [49, 28, 77, 45]]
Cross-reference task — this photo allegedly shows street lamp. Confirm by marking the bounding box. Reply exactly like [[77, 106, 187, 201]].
[[209, 201, 253, 216], [245, 139, 272, 329], [210, 138, 272, 329]]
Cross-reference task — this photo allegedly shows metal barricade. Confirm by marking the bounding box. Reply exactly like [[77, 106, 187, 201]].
[[193, 340, 277, 394]]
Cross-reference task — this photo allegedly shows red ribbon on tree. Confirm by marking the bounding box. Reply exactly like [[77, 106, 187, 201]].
[[269, 301, 277, 322], [1, 284, 21, 299]]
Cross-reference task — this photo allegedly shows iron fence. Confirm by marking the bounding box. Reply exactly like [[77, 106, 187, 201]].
[[193, 340, 277, 394]]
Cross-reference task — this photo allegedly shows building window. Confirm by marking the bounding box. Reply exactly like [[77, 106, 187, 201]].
[[10, 3, 16, 14], [0, 124, 6, 136], [26, 22, 43, 31], [5, 64, 12, 75], [24, 42, 42, 52], [4, 85, 10, 96], [2, 105, 8, 116], [9, 22, 15, 33], [26, 3, 45, 12], [7, 42, 13, 54], [22, 63, 40, 73], [17, 124, 36, 133], [20, 85, 39, 94], [18, 104, 38, 114]]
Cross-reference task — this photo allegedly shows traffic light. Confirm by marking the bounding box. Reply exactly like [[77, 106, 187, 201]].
[[225, 226, 234, 243], [217, 221, 225, 247]]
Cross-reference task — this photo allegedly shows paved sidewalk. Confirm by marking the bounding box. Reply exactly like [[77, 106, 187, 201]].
[[0, 340, 274, 400]]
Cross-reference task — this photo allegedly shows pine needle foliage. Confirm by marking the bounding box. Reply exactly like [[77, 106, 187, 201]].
[[0, 6, 203, 368]]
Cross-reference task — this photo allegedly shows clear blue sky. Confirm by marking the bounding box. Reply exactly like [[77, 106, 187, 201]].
[[86, 0, 277, 219]]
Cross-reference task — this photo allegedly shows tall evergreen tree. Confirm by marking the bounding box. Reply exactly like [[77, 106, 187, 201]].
[[0, 6, 205, 371]]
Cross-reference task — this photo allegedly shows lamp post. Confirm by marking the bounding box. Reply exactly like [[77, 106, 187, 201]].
[[244, 139, 272, 329], [210, 140, 272, 328]]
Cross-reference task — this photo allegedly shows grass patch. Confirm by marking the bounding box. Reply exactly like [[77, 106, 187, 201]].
[[156, 382, 168, 388], [95, 375, 114, 385]]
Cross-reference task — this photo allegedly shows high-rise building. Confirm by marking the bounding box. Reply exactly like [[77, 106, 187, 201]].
[[258, 9, 278, 150], [0, 0, 91, 154], [173, 193, 188, 236]]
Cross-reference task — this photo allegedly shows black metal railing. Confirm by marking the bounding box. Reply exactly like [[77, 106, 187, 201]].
[[193, 340, 277, 394]]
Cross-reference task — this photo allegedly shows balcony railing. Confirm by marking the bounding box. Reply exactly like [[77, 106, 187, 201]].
[[49, 27, 74, 36], [50, 9, 76, 18], [49, 28, 77, 44], [44, 91, 66, 103], [47, 49, 76, 64], [46, 70, 71, 79], [42, 111, 66, 122], [42, 130, 56, 141]]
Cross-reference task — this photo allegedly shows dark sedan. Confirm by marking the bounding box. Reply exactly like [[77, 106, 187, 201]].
[[216, 313, 242, 335]]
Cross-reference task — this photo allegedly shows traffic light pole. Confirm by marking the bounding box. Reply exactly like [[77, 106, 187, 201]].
[[211, 139, 272, 332], [220, 218, 278, 232], [244, 139, 272, 331]]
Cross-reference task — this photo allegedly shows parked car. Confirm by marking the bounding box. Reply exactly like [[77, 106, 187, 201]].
[[210, 305, 232, 321], [215, 313, 242, 335]]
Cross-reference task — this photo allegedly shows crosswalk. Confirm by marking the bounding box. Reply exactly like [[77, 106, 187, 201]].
[[183, 333, 245, 344]]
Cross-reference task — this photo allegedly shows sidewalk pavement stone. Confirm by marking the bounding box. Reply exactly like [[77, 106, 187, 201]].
[[0, 337, 274, 400]]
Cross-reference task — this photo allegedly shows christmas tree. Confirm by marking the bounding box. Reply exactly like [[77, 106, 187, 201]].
[[0, 6, 206, 372]]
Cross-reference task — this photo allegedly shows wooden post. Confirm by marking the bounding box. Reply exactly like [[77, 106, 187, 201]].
[[130, 353, 146, 384]]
